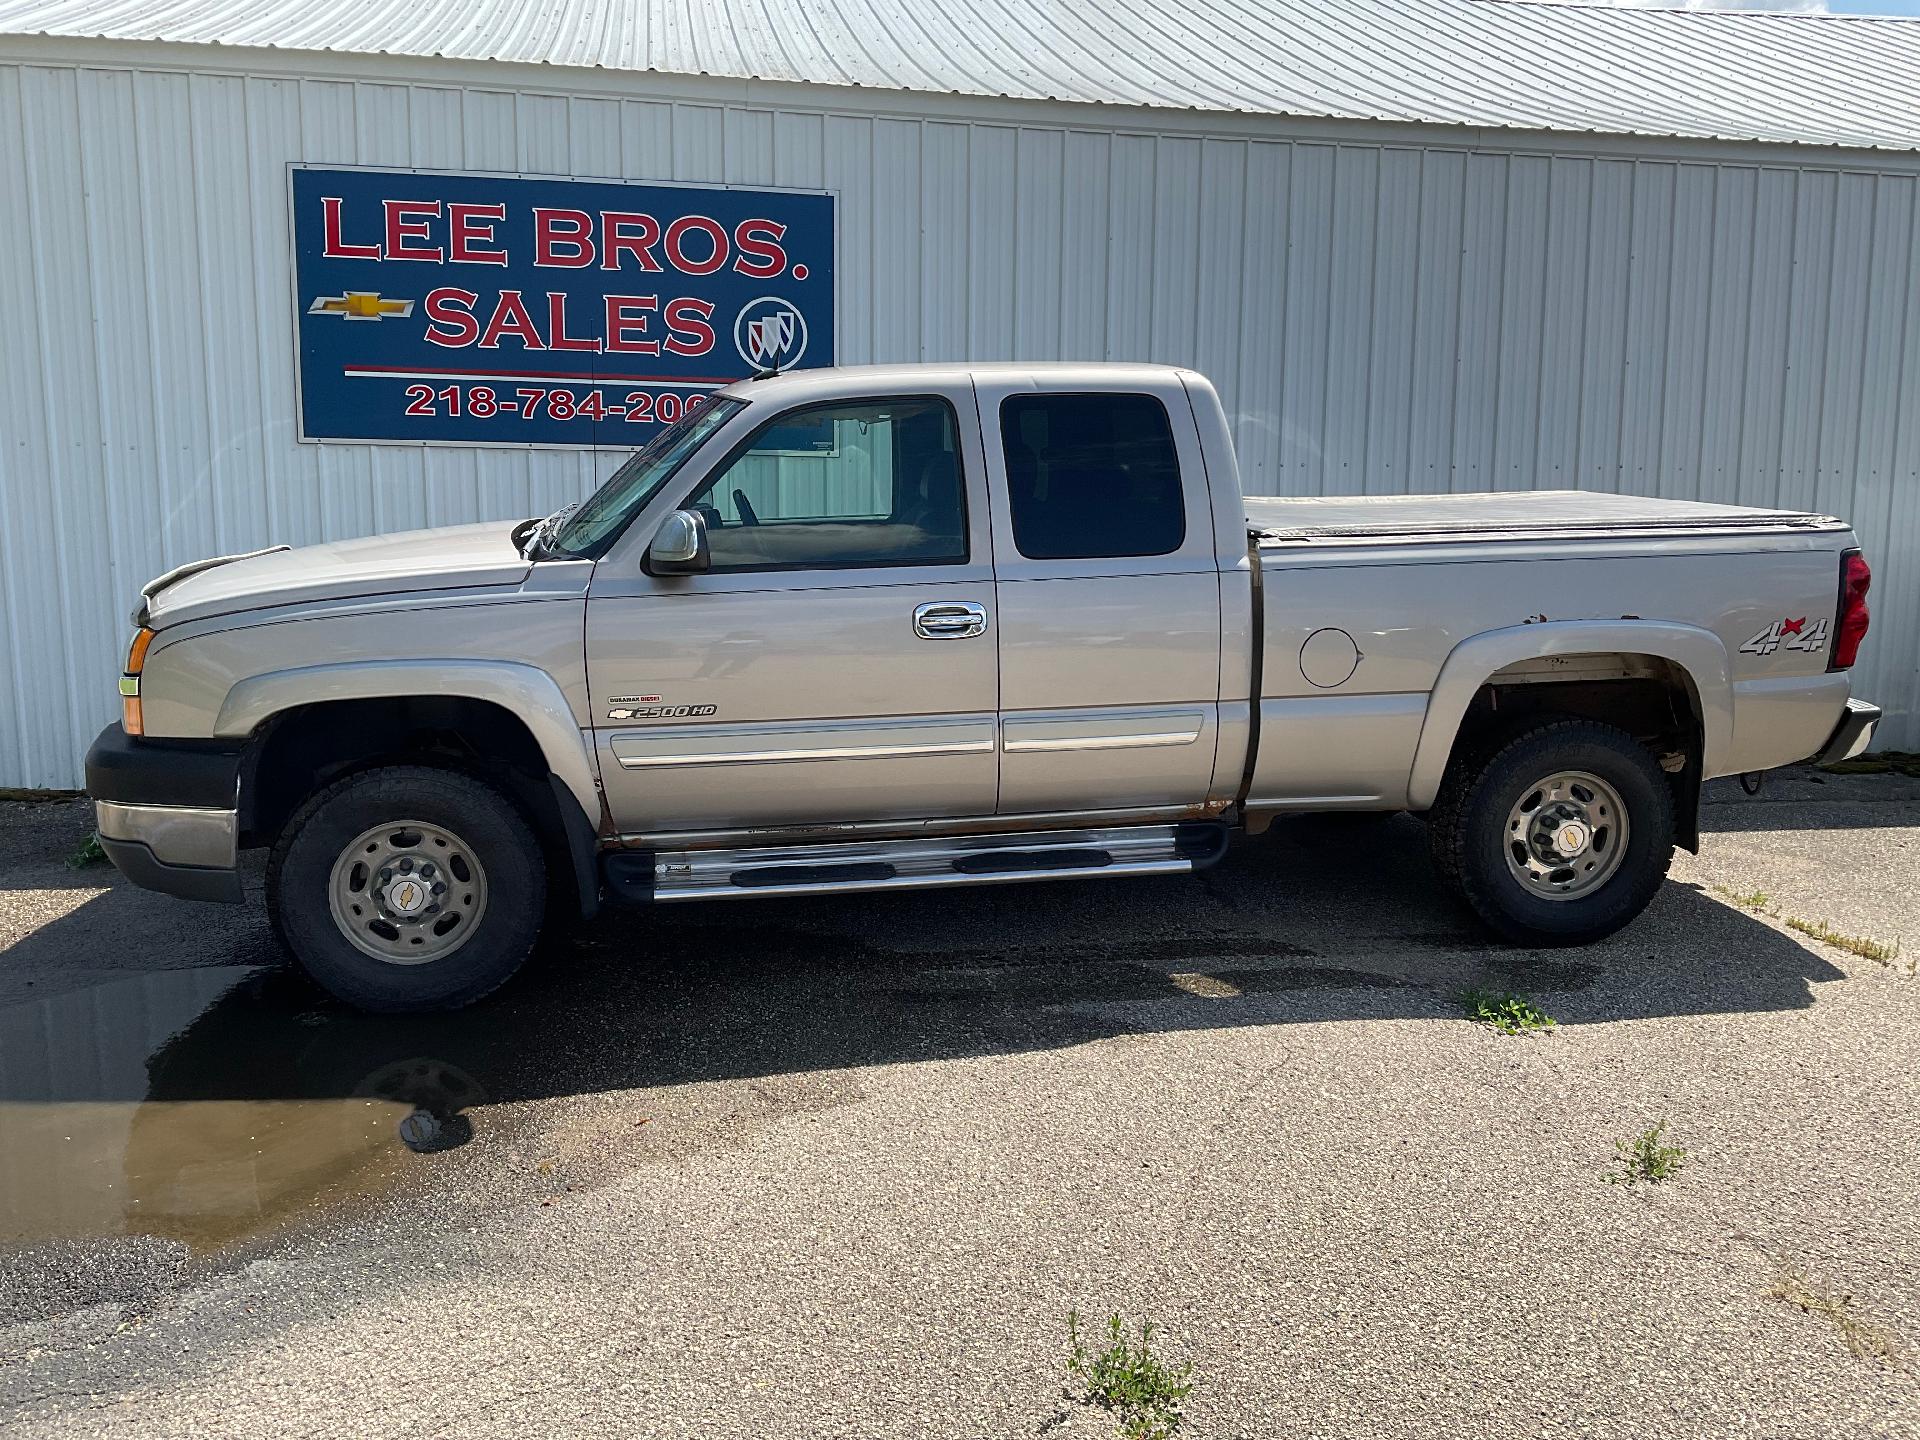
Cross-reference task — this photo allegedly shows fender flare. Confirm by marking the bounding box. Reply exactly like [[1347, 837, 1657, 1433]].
[[1404, 620, 1732, 811], [213, 658, 602, 822]]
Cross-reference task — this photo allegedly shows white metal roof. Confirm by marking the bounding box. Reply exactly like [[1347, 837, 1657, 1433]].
[[2, 0, 1919, 152]]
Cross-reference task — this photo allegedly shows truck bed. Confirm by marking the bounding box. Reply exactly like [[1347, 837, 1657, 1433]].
[[1247, 490, 1842, 546]]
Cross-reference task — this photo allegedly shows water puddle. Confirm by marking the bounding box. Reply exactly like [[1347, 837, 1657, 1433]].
[[0, 968, 487, 1254]]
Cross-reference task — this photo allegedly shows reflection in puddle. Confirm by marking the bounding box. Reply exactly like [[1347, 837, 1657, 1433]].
[[0, 1096, 413, 1253], [0, 968, 483, 1253]]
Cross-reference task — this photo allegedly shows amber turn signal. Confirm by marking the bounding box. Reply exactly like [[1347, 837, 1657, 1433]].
[[120, 626, 155, 735]]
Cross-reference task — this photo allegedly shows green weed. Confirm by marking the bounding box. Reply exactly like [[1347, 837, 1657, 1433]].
[[1064, 1311, 1194, 1440], [1781, 915, 1903, 966], [64, 831, 107, 869], [1711, 884, 1772, 912], [1710, 887, 1908, 975], [1461, 990, 1555, 1036], [1603, 1119, 1687, 1186]]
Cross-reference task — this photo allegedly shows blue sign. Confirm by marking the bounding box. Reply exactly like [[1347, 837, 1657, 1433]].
[[290, 166, 835, 446]]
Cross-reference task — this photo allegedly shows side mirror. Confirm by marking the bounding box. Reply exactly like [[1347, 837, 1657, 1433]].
[[644, 509, 710, 575]]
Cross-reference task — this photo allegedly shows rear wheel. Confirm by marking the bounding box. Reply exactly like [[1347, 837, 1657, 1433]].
[[267, 765, 547, 1012], [1428, 718, 1675, 946]]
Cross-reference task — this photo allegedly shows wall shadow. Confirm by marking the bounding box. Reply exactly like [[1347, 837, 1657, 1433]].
[[1696, 770, 1920, 833]]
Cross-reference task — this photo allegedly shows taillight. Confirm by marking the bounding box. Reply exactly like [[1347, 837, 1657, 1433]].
[[1829, 550, 1871, 671], [120, 626, 155, 735]]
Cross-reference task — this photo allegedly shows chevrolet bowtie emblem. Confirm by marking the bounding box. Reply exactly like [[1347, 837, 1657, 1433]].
[[308, 291, 415, 320]]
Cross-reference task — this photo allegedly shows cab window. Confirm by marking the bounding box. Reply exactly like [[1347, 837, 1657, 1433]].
[[1000, 393, 1184, 560], [683, 397, 968, 571]]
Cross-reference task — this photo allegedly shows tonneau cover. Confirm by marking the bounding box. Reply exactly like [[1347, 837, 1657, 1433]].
[[1248, 490, 1840, 544]]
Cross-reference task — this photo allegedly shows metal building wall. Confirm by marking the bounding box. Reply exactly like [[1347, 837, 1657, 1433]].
[[1, 47, 1918, 787]]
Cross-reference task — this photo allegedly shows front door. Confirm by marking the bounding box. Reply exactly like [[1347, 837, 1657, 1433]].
[[587, 386, 998, 835], [975, 379, 1224, 815]]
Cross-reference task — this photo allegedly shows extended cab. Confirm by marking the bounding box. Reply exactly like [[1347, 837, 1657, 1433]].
[[85, 364, 1879, 1010]]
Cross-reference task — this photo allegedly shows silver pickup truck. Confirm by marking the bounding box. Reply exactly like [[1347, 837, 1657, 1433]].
[[85, 363, 1879, 1011]]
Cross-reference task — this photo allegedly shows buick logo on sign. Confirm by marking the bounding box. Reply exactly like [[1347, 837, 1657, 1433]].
[[735, 296, 809, 370]]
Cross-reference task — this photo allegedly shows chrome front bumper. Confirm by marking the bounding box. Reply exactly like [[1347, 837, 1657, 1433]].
[[93, 800, 243, 904], [1815, 698, 1881, 767]]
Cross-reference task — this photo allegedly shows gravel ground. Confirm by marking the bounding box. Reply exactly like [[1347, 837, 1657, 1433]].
[[1, 772, 1917, 1439]]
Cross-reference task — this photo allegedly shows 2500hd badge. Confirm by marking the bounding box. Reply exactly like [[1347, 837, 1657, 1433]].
[[607, 699, 719, 721]]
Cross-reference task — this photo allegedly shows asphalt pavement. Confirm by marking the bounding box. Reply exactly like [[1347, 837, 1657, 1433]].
[[1, 770, 1917, 1438]]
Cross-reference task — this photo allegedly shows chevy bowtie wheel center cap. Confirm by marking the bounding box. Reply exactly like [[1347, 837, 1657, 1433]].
[[1552, 820, 1592, 859], [385, 875, 431, 917]]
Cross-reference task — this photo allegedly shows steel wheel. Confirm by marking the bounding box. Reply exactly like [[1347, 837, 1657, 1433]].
[[326, 819, 490, 965], [1502, 769, 1629, 901]]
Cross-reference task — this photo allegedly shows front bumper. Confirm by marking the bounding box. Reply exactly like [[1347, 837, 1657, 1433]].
[[1815, 698, 1881, 767], [85, 724, 245, 904]]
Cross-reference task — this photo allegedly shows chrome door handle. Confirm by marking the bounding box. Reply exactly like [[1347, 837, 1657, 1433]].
[[913, 601, 988, 639]]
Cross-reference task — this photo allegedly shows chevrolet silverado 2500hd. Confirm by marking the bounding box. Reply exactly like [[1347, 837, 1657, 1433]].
[[85, 364, 1879, 1011]]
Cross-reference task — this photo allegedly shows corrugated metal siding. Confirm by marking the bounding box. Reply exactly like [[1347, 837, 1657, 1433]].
[[6, 0, 1920, 152], [0, 57, 1917, 787]]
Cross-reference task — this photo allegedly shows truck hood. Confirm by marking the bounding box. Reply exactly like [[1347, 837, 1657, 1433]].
[[143, 521, 534, 629]]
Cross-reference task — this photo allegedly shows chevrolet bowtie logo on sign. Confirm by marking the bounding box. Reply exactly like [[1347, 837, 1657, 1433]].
[[308, 291, 416, 321], [289, 165, 836, 447]]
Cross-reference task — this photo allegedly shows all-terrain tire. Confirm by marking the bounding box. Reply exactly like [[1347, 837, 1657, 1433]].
[[1427, 718, 1675, 947], [266, 765, 547, 1012]]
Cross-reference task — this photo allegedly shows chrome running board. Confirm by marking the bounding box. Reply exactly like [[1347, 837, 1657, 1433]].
[[613, 822, 1229, 903]]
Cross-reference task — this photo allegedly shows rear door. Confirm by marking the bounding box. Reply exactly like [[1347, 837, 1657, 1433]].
[[975, 377, 1223, 815], [587, 382, 999, 835]]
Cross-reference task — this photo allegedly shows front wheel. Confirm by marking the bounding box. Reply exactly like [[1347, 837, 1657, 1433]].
[[1427, 718, 1675, 947], [267, 765, 547, 1012]]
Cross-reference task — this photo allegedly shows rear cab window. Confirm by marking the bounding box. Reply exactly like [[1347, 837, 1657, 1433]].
[[999, 393, 1185, 560]]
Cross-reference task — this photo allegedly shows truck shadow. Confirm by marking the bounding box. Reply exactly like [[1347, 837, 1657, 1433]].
[[0, 813, 1850, 1103], [0, 813, 1849, 1262]]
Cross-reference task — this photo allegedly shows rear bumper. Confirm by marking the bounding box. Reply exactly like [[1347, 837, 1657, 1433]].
[[1815, 698, 1881, 767], [85, 725, 245, 904]]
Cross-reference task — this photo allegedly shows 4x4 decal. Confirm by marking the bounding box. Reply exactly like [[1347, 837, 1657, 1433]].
[[1740, 617, 1828, 657]]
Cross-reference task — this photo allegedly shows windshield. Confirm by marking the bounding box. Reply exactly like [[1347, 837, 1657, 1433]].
[[551, 397, 745, 557]]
